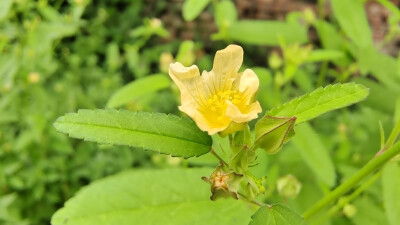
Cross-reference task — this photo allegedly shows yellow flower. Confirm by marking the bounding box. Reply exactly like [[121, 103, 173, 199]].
[[169, 45, 262, 135]]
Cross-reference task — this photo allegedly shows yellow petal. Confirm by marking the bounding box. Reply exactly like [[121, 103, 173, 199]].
[[168, 62, 200, 90], [239, 69, 259, 104], [169, 62, 208, 111], [226, 101, 262, 123], [211, 45, 243, 91]]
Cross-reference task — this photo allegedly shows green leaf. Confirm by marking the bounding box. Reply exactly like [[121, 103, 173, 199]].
[[249, 204, 305, 225], [182, 0, 211, 21], [314, 20, 344, 50], [351, 196, 390, 225], [354, 77, 398, 114], [227, 20, 308, 45], [266, 83, 369, 124], [0, 0, 12, 21], [313, 20, 350, 67], [357, 47, 400, 92], [215, 0, 237, 29], [331, 0, 373, 48], [107, 74, 170, 108], [51, 168, 254, 225], [176, 41, 195, 66], [106, 42, 121, 72], [305, 50, 344, 62], [291, 123, 336, 187], [254, 116, 296, 154], [54, 110, 211, 158], [382, 161, 400, 225]]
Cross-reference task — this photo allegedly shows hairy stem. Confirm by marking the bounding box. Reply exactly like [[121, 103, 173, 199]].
[[303, 141, 400, 220]]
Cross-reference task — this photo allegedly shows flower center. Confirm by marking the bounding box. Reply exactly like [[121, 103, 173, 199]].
[[206, 90, 241, 113], [213, 171, 230, 189]]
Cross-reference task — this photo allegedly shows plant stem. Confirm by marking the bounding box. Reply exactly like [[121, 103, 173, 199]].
[[376, 119, 400, 156], [310, 171, 382, 225], [210, 148, 228, 166], [317, 62, 328, 87], [303, 141, 400, 220], [237, 192, 265, 207], [385, 119, 400, 149]]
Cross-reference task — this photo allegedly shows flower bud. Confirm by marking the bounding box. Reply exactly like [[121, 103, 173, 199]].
[[277, 174, 302, 199], [303, 8, 316, 25], [268, 51, 283, 70], [343, 204, 357, 218], [28, 72, 40, 84], [159, 52, 174, 73], [150, 18, 162, 29], [254, 116, 296, 154]]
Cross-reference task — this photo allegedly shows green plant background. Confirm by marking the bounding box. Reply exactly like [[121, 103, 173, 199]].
[[1, 0, 400, 224]]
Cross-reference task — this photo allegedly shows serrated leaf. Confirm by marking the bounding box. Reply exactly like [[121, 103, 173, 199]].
[[291, 123, 336, 187], [267, 83, 369, 124], [227, 20, 308, 45], [382, 161, 400, 225], [51, 168, 254, 225], [106, 74, 170, 108], [182, 0, 211, 21], [331, 0, 373, 48], [54, 110, 211, 158], [249, 204, 305, 225]]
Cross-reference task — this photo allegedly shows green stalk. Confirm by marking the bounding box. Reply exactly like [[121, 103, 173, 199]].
[[303, 141, 400, 220], [310, 171, 382, 225], [385, 119, 400, 148]]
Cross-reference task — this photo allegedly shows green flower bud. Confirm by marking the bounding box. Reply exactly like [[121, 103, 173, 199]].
[[159, 52, 174, 73], [254, 116, 296, 154], [343, 204, 357, 218], [303, 8, 316, 25], [277, 174, 302, 199], [268, 51, 283, 70]]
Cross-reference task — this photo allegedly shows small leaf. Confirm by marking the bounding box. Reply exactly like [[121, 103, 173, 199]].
[[249, 204, 305, 225], [382, 161, 400, 225], [357, 47, 400, 92], [227, 20, 308, 45], [182, 0, 211, 21], [331, 0, 373, 48], [54, 110, 212, 158], [267, 83, 369, 124], [291, 123, 336, 187], [353, 77, 398, 114], [215, 0, 237, 29], [305, 49, 344, 62], [351, 196, 390, 225], [230, 125, 255, 172], [314, 20, 344, 50], [0, 0, 12, 21], [106, 74, 170, 108], [254, 116, 296, 154], [51, 168, 254, 225], [106, 42, 121, 72], [176, 41, 195, 66]]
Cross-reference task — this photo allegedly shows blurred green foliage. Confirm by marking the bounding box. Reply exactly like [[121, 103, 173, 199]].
[[1, 0, 400, 224]]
